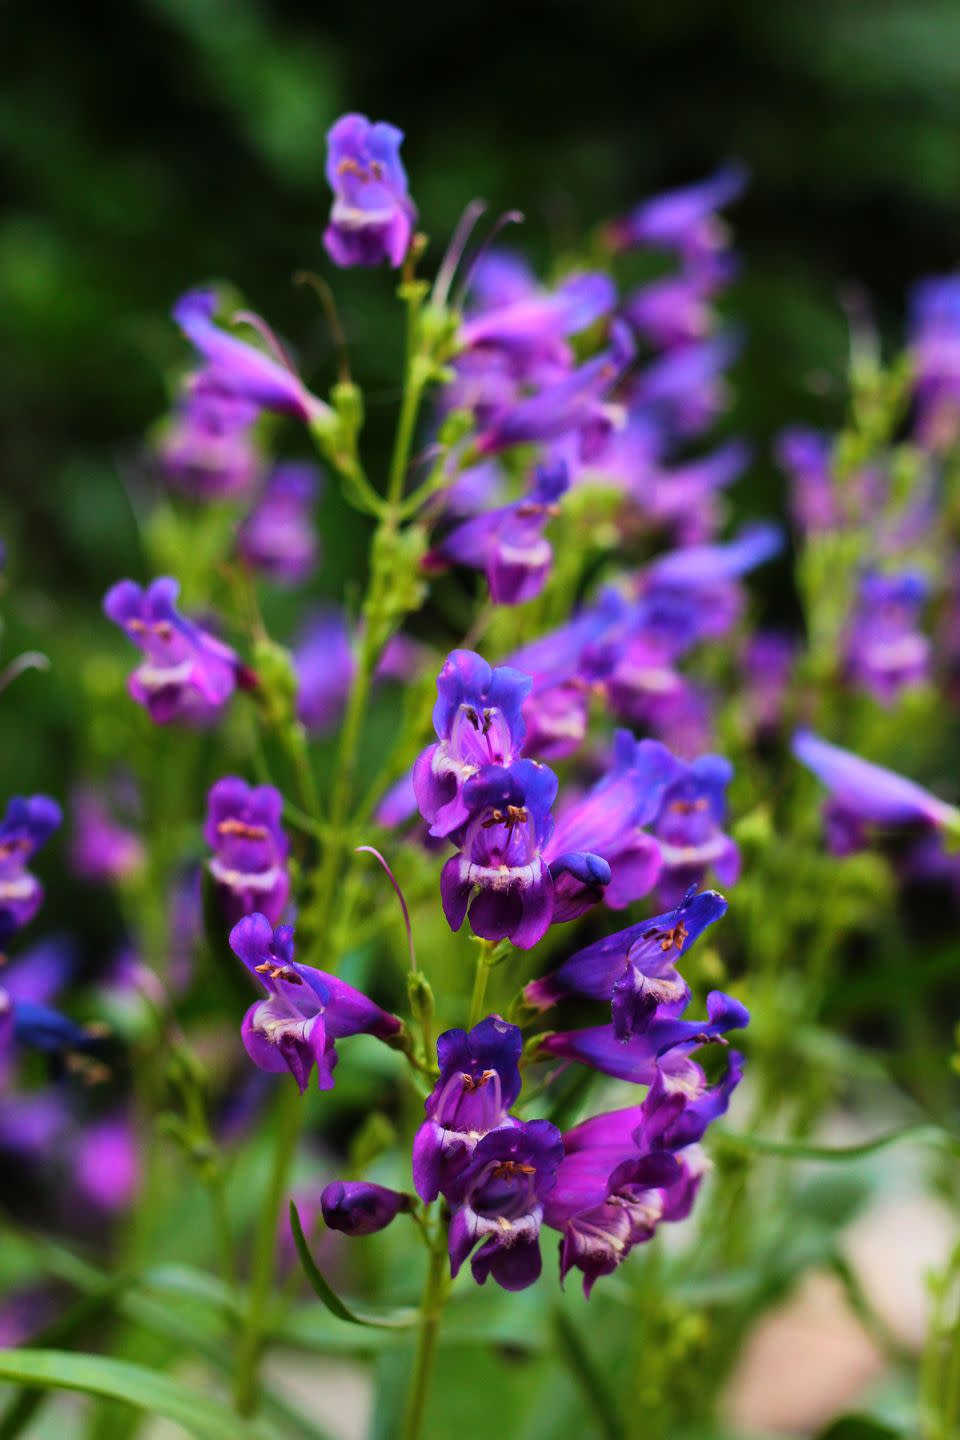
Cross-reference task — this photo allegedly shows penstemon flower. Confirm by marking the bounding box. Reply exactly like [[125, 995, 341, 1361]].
[[414, 650, 531, 839], [157, 368, 261, 500], [412, 1015, 523, 1203], [104, 577, 240, 726], [425, 460, 569, 605], [0, 796, 62, 945], [323, 113, 416, 269], [229, 914, 402, 1092], [204, 779, 290, 927], [524, 885, 728, 1039], [648, 755, 740, 905], [238, 463, 321, 585]]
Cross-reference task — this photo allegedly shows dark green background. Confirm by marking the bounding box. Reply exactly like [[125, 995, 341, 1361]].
[[3, 0, 960, 785]]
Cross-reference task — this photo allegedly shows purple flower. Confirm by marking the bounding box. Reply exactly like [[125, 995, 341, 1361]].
[[637, 440, 750, 545], [543, 1052, 741, 1294], [538, 989, 749, 1084], [776, 427, 838, 535], [72, 1113, 140, 1214], [229, 914, 402, 1094], [238, 464, 320, 585], [624, 255, 736, 350], [542, 733, 681, 912], [173, 290, 333, 426], [461, 272, 616, 357], [466, 250, 539, 312], [447, 1119, 563, 1291], [439, 761, 562, 949], [792, 730, 960, 852], [0, 796, 62, 945], [69, 787, 144, 885], [426, 462, 568, 605], [632, 332, 740, 438], [650, 756, 740, 906], [294, 607, 356, 734], [604, 163, 747, 259], [104, 577, 239, 726], [525, 887, 727, 1041], [437, 759, 611, 949], [413, 650, 531, 839], [507, 589, 630, 760], [158, 369, 261, 499], [321, 1180, 410, 1236], [739, 631, 795, 740], [412, 1015, 522, 1204], [475, 321, 635, 457], [323, 113, 416, 269], [910, 273, 960, 450], [205, 778, 290, 927], [844, 571, 930, 705]]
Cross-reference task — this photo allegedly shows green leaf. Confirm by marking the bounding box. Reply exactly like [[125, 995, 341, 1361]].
[[0, 1350, 267, 1440], [288, 1202, 418, 1329], [551, 1306, 624, 1440], [715, 1121, 951, 1162]]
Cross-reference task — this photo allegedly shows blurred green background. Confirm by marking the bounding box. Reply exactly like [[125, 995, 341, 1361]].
[[4, 0, 960, 899]]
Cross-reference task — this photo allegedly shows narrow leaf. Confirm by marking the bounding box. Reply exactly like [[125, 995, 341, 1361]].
[[0, 1350, 266, 1440], [288, 1202, 417, 1329], [715, 1121, 949, 1162]]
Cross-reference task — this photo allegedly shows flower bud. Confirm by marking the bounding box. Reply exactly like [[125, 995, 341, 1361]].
[[320, 1180, 411, 1237]]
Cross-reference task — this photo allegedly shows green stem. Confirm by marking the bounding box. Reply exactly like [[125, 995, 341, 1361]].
[[468, 943, 494, 1028], [208, 1171, 238, 1293], [232, 1084, 303, 1416], [399, 1237, 448, 1440], [307, 289, 430, 960]]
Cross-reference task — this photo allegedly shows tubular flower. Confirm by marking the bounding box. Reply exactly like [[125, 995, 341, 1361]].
[[321, 1181, 411, 1236], [440, 761, 610, 950], [475, 321, 636, 457], [69, 787, 144, 885], [543, 1051, 742, 1294], [104, 577, 240, 726], [792, 730, 960, 854], [157, 369, 261, 499], [323, 113, 416, 269], [461, 272, 616, 358], [173, 289, 334, 427], [843, 571, 930, 705], [294, 607, 356, 734], [204, 778, 290, 927], [414, 650, 531, 839], [543, 732, 681, 913], [229, 914, 402, 1094], [447, 1119, 564, 1291], [412, 1015, 523, 1204], [0, 796, 62, 945], [238, 464, 321, 585], [525, 886, 727, 1040], [426, 461, 569, 606], [604, 163, 747, 260], [538, 989, 749, 1084], [624, 254, 736, 350], [649, 756, 740, 905]]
